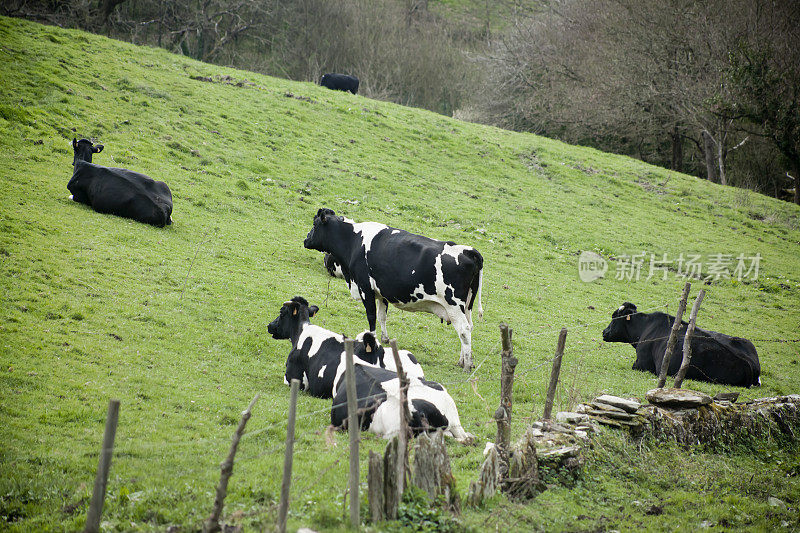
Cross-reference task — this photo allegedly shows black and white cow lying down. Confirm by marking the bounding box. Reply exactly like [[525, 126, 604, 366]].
[[69, 138, 173, 227], [268, 297, 471, 441], [305, 208, 484, 370], [602, 302, 761, 387]]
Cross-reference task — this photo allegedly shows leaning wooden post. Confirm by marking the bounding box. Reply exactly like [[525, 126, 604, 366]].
[[493, 324, 517, 453], [542, 328, 567, 420], [203, 394, 260, 533], [83, 399, 120, 533], [344, 339, 360, 529], [673, 289, 706, 389], [277, 380, 300, 533], [389, 340, 411, 498], [657, 281, 691, 388]]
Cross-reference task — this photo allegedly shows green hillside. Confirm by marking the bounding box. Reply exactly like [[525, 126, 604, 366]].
[[1, 16, 798, 531]]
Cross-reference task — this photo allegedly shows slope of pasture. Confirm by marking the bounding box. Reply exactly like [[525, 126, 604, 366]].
[[1, 16, 799, 531]]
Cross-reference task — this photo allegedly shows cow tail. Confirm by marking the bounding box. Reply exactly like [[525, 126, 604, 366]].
[[465, 249, 484, 321]]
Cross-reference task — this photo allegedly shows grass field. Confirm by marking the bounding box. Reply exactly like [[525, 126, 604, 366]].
[[1, 16, 799, 532]]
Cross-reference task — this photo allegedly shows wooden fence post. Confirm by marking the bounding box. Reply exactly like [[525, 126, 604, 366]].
[[83, 399, 120, 533], [657, 282, 691, 388], [673, 290, 706, 389], [389, 340, 410, 498], [494, 324, 517, 455], [203, 394, 260, 533], [368, 451, 385, 523], [383, 437, 400, 519], [344, 339, 360, 529], [277, 380, 300, 533], [542, 328, 567, 420]]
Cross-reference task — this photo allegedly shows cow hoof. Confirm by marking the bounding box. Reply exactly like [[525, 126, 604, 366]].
[[460, 432, 476, 445]]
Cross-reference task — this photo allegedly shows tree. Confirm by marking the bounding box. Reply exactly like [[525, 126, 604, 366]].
[[726, 2, 800, 204]]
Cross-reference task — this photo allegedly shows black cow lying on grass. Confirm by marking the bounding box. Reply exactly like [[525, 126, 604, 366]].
[[602, 302, 761, 387], [68, 138, 173, 227], [268, 297, 471, 441], [305, 208, 484, 370], [320, 73, 359, 94]]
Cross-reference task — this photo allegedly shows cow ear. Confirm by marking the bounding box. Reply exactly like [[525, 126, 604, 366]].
[[308, 305, 319, 317], [93, 144, 104, 153]]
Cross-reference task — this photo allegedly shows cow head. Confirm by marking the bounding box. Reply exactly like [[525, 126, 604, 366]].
[[304, 208, 341, 251], [353, 331, 383, 366], [72, 138, 103, 166], [323, 253, 344, 278], [602, 302, 637, 342], [267, 296, 319, 340]]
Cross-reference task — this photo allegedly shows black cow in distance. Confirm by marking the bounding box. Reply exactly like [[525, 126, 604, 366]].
[[320, 73, 359, 94]]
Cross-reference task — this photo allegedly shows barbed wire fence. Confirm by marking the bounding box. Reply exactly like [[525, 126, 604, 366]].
[[75, 290, 800, 530]]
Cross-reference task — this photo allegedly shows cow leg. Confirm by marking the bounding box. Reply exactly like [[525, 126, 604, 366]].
[[376, 297, 390, 343], [451, 312, 473, 370], [362, 289, 378, 333]]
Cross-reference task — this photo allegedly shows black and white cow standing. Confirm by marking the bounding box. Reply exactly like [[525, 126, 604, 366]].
[[68, 138, 173, 227], [267, 296, 423, 398], [305, 208, 484, 370], [268, 297, 471, 441]]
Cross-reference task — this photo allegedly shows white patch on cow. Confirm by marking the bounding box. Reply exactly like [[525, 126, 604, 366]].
[[391, 230, 400, 234], [283, 375, 289, 385], [441, 243, 472, 265], [318, 364, 327, 378], [68, 194, 74, 201], [352, 221, 388, 254], [297, 324, 344, 359], [366, 377, 469, 442], [618, 305, 626, 312], [302, 373, 309, 389], [411, 269, 415, 274], [346, 279, 361, 300]]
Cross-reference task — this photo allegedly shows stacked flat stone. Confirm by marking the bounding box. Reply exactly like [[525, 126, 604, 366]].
[[570, 394, 645, 429]]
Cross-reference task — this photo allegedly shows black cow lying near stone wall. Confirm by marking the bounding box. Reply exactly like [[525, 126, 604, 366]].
[[68, 138, 173, 227], [320, 73, 359, 94], [268, 297, 471, 441], [602, 302, 761, 387]]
